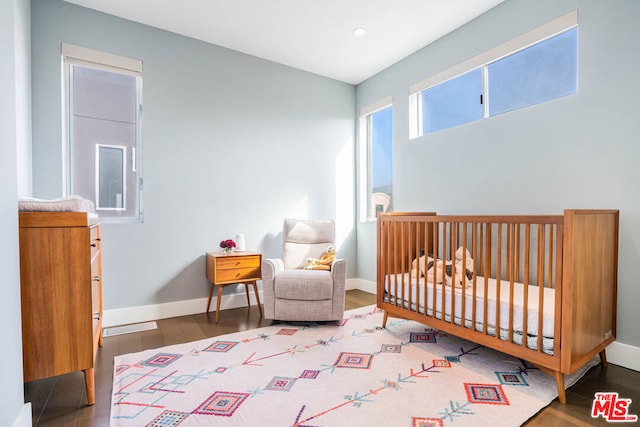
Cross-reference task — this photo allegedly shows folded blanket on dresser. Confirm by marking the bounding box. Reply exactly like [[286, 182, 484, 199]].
[[18, 195, 95, 213]]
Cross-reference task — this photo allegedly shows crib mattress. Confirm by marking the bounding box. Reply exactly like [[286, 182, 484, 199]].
[[382, 273, 555, 354]]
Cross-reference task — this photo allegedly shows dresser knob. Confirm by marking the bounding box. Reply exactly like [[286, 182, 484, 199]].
[[90, 243, 97, 247], [93, 313, 101, 320], [92, 275, 101, 282]]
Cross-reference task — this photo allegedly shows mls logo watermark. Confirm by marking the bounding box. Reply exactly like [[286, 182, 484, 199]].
[[592, 392, 638, 422]]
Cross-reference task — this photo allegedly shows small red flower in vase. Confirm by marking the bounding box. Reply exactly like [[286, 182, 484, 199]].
[[220, 239, 236, 254]]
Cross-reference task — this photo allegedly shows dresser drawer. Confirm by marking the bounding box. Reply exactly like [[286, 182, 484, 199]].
[[90, 225, 101, 261], [216, 266, 261, 283], [216, 255, 260, 270], [91, 257, 101, 304]]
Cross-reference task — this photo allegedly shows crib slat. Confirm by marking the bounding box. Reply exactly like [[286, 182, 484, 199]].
[[440, 223, 447, 321], [523, 224, 530, 348], [450, 223, 458, 326], [496, 224, 502, 336], [423, 222, 429, 317], [483, 223, 491, 335], [516, 225, 521, 283], [403, 221, 409, 312], [450, 223, 455, 325], [547, 225, 556, 288], [479, 226, 484, 276], [401, 222, 406, 309], [553, 224, 564, 357], [508, 224, 516, 343], [413, 221, 418, 312], [537, 224, 546, 352], [392, 221, 398, 309], [402, 222, 407, 309], [472, 223, 478, 332], [432, 222, 438, 320], [461, 223, 468, 330]]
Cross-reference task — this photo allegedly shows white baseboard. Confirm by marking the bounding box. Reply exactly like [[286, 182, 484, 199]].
[[103, 291, 262, 328], [104, 278, 369, 328], [607, 341, 640, 372], [102, 279, 639, 373], [345, 277, 376, 294], [12, 403, 31, 427]]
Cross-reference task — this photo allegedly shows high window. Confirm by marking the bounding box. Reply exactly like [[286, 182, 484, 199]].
[[487, 27, 577, 116], [420, 68, 483, 134], [62, 43, 143, 222], [410, 11, 578, 137], [359, 98, 393, 221]]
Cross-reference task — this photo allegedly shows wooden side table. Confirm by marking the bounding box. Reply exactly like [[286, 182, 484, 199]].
[[205, 251, 263, 324]]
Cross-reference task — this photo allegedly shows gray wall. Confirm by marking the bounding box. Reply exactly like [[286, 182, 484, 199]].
[[31, 0, 356, 310], [1, 0, 31, 425], [356, 0, 640, 347]]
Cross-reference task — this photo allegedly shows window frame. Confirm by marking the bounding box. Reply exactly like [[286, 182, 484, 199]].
[[62, 43, 144, 223], [409, 10, 578, 138], [359, 97, 393, 222]]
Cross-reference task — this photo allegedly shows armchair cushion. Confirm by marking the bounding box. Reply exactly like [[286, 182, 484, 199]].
[[283, 219, 335, 269], [274, 270, 333, 300], [283, 218, 334, 243]]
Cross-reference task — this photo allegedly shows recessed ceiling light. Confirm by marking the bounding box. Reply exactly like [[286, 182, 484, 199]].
[[353, 27, 367, 38]]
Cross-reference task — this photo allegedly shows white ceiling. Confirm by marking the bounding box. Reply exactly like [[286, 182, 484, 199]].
[[63, 0, 505, 85]]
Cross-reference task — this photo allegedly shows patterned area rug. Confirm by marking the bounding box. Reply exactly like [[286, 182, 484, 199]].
[[110, 305, 597, 426]]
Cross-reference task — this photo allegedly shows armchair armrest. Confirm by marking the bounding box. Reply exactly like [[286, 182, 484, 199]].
[[262, 259, 284, 320], [262, 258, 284, 281], [330, 258, 347, 319], [330, 259, 347, 288]]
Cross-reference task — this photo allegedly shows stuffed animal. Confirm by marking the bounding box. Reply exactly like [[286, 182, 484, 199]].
[[303, 246, 336, 271], [446, 246, 475, 288], [412, 246, 474, 288]]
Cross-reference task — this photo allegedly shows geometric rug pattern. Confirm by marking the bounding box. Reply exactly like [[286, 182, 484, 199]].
[[110, 305, 598, 426]]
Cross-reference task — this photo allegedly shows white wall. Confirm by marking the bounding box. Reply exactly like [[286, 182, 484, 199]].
[[0, 0, 32, 424], [356, 0, 640, 351], [30, 0, 357, 311]]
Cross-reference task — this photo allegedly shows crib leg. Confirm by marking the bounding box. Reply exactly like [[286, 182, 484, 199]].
[[555, 371, 566, 404], [382, 311, 388, 328], [599, 349, 608, 368]]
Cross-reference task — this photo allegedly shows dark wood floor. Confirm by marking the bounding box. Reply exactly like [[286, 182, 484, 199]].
[[24, 290, 639, 426]]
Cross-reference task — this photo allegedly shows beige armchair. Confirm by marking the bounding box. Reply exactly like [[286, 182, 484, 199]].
[[262, 219, 346, 321]]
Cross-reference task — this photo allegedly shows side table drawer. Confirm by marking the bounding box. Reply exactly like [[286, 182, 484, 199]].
[[216, 266, 261, 283], [216, 255, 260, 270]]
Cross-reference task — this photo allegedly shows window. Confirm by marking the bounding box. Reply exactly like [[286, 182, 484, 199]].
[[62, 43, 143, 222], [410, 10, 578, 137], [487, 28, 577, 116], [420, 68, 483, 134], [360, 98, 393, 221]]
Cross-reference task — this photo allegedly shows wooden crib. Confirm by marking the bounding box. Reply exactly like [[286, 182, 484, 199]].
[[377, 210, 619, 404]]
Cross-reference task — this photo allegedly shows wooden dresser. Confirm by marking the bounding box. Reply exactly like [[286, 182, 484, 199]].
[[18, 211, 103, 405]]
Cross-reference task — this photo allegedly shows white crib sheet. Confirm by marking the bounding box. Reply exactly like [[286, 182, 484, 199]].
[[383, 273, 556, 353]]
